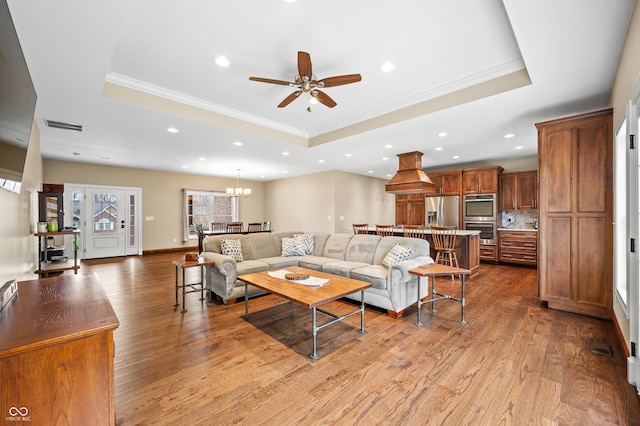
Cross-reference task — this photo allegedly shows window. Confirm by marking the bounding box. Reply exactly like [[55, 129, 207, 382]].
[[184, 190, 236, 239], [615, 117, 628, 309]]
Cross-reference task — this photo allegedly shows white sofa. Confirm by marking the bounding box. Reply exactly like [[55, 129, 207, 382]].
[[200, 231, 434, 317]]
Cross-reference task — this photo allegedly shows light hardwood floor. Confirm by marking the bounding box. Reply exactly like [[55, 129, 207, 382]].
[[80, 253, 640, 425]]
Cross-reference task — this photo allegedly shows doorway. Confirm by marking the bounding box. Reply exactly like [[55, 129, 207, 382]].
[[65, 184, 142, 259]]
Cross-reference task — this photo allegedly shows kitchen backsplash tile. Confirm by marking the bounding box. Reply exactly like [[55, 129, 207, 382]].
[[500, 210, 538, 229]]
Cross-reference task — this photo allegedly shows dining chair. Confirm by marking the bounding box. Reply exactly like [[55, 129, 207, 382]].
[[226, 222, 243, 233], [247, 222, 262, 232], [375, 224, 395, 236], [431, 225, 459, 281], [352, 223, 369, 235], [211, 222, 226, 233], [403, 224, 425, 239], [262, 221, 271, 231]]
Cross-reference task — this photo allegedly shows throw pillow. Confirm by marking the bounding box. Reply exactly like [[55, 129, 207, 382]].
[[220, 238, 243, 262], [382, 244, 415, 268], [293, 233, 315, 255], [282, 237, 306, 256]]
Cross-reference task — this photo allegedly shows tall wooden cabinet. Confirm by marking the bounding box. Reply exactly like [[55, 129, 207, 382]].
[[536, 109, 612, 319]]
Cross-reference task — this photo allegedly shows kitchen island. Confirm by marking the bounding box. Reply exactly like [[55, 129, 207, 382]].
[[365, 226, 480, 276]]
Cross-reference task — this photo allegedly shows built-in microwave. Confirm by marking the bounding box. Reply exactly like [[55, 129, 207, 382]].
[[463, 193, 496, 221]]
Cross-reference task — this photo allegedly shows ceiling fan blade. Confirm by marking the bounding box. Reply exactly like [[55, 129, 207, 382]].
[[277, 90, 303, 108], [317, 74, 362, 88], [313, 90, 337, 108], [249, 76, 293, 86], [298, 51, 312, 80]]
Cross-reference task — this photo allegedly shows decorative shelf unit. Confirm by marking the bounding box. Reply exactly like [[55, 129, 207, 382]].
[[35, 230, 80, 277]]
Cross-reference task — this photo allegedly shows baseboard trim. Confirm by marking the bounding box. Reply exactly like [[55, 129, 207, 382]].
[[143, 246, 198, 255], [613, 314, 631, 359]]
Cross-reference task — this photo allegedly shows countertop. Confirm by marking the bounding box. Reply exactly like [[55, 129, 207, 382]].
[[497, 227, 538, 232], [366, 226, 481, 236]]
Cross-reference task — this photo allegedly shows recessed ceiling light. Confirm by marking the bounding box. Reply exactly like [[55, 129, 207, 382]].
[[199, 157, 206, 161], [452, 155, 460, 159], [215, 56, 230, 67], [386, 174, 392, 177], [167, 127, 179, 133], [438, 131, 448, 137], [282, 0, 296, 3], [515, 145, 524, 150], [385, 144, 393, 149], [368, 170, 374, 174], [282, 151, 289, 156], [282, 170, 288, 173], [318, 159, 325, 163], [232, 141, 243, 146], [382, 157, 389, 161], [435, 147, 443, 151], [181, 165, 188, 168], [381, 62, 395, 72], [504, 133, 515, 138], [345, 153, 352, 157]]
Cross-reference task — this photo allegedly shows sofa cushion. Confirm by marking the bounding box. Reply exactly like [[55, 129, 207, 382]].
[[382, 243, 415, 268], [323, 261, 371, 278], [221, 238, 243, 262], [322, 234, 354, 260], [258, 256, 302, 270], [298, 256, 340, 271], [247, 233, 283, 259], [351, 265, 388, 290], [282, 237, 306, 256], [345, 234, 381, 264]]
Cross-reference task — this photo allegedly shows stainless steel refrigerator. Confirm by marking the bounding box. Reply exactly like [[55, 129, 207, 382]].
[[425, 195, 460, 228]]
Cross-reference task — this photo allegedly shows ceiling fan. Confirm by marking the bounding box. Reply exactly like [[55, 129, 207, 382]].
[[249, 51, 362, 108]]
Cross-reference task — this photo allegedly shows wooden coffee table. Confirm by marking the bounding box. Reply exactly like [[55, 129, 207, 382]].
[[409, 263, 471, 326], [239, 266, 371, 359]]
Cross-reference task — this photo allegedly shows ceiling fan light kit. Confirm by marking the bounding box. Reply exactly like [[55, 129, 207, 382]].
[[249, 51, 361, 108]]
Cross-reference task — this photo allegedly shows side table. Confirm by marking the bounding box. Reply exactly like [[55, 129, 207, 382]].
[[409, 263, 471, 326], [172, 257, 215, 313]]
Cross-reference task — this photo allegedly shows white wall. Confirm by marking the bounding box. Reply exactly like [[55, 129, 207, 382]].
[[0, 122, 42, 284], [264, 170, 395, 233]]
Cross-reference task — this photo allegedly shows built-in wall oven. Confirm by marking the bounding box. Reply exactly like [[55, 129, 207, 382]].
[[463, 194, 497, 244]]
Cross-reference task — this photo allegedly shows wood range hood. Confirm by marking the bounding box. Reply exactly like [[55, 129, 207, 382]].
[[385, 151, 436, 194]]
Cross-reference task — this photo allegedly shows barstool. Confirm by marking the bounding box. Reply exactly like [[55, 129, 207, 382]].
[[375, 224, 395, 236], [403, 224, 425, 239], [430, 225, 459, 281], [352, 223, 369, 234]]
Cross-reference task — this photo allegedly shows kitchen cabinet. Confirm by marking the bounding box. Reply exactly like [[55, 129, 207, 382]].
[[462, 166, 503, 194], [428, 170, 462, 195], [395, 193, 425, 226], [536, 109, 612, 319], [499, 171, 538, 210], [479, 244, 498, 262], [499, 230, 537, 266]]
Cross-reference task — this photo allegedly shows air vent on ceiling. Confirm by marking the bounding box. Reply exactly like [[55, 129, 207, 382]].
[[45, 119, 83, 132]]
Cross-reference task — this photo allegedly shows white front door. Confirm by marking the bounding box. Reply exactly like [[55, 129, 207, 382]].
[[84, 189, 126, 259]]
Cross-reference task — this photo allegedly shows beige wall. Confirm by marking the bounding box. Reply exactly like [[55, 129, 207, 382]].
[[264, 170, 395, 234], [609, 0, 640, 353], [44, 160, 265, 251], [0, 122, 42, 284]]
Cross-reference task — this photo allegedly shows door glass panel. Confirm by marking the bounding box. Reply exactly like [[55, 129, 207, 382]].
[[128, 193, 136, 247], [92, 192, 118, 235]]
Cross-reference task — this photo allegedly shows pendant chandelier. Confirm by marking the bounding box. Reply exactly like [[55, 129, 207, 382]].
[[226, 169, 251, 198]]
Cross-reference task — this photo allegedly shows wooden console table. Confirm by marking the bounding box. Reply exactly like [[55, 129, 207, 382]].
[[0, 273, 119, 425]]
